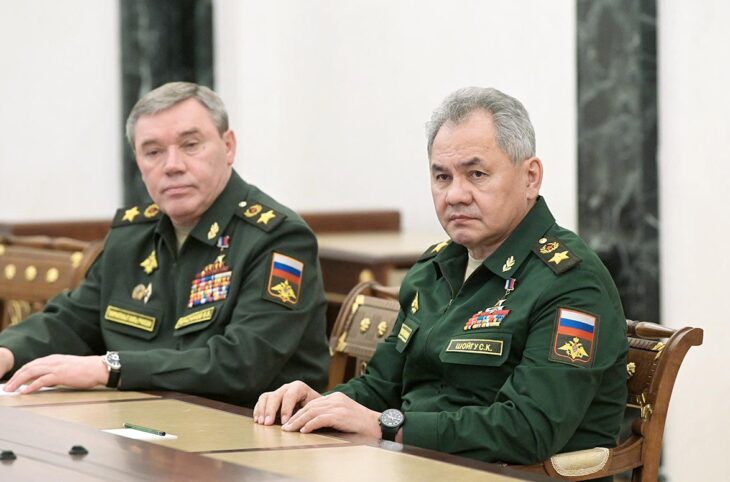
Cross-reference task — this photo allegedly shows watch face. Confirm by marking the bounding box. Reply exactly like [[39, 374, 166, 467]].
[[381, 409, 404, 428], [106, 352, 121, 370]]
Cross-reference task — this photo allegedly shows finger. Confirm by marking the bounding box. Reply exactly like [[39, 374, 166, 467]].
[[299, 413, 336, 434], [253, 393, 268, 423], [279, 385, 307, 425], [282, 402, 315, 431], [22, 374, 57, 394], [4, 367, 37, 392], [261, 389, 285, 426]]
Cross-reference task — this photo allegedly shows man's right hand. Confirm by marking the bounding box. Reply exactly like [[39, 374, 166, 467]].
[[0, 347, 15, 383], [253, 381, 322, 425]]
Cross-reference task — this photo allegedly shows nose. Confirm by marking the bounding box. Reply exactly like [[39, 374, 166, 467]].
[[162, 147, 186, 174], [445, 176, 473, 206]]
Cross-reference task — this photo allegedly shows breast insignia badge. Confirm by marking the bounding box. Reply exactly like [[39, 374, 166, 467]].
[[131, 283, 152, 304]]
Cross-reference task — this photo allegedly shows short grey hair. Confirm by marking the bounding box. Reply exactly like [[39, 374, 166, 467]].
[[426, 87, 535, 164], [125, 81, 229, 148]]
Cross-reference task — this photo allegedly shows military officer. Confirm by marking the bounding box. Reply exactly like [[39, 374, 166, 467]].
[[0, 82, 330, 406], [254, 87, 628, 466]]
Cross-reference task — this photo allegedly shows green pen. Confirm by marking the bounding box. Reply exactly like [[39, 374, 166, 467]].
[[123, 422, 166, 436]]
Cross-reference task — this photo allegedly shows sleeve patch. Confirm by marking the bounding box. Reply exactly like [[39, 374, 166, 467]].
[[549, 307, 598, 368], [262, 252, 304, 309]]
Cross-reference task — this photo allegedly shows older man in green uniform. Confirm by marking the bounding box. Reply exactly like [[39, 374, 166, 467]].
[[0, 82, 329, 406], [254, 87, 628, 467]]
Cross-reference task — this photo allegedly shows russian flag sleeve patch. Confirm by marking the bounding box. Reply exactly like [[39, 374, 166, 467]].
[[263, 252, 304, 308], [549, 308, 598, 367]]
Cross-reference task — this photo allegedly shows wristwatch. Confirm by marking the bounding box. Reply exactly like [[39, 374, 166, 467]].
[[379, 408, 405, 441], [102, 351, 121, 388]]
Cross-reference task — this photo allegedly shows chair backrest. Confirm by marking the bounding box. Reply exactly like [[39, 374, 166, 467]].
[[0, 235, 103, 331], [327, 281, 400, 390], [514, 320, 703, 481]]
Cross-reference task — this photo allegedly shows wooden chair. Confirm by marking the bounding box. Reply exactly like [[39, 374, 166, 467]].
[[327, 281, 400, 390], [513, 320, 703, 481], [0, 235, 103, 331]]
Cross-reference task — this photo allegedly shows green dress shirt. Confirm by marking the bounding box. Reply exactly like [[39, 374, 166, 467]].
[[334, 197, 628, 464], [0, 171, 329, 406]]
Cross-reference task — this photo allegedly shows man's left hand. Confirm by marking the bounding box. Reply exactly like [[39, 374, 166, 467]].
[[281, 392, 382, 439], [3, 354, 108, 394]]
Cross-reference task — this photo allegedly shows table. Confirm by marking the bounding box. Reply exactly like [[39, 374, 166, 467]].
[[317, 231, 445, 291], [0, 388, 555, 482]]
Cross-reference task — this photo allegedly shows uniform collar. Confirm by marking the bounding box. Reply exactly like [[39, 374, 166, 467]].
[[432, 196, 556, 285], [482, 196, 555, 279], [155, 170, 251, 248]]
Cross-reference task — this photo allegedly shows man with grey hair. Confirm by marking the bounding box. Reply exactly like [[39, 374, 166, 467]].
[[0, 82, 330, 406], [254, 87, 628, 468]]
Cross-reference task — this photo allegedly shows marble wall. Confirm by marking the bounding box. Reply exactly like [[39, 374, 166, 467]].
[[577, 0, 659, 324], [120, 0, 215, 206]]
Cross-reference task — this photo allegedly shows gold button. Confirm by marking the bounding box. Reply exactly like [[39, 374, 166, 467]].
[[238, 201, 247, 208], [539, 238, 547, 244], [4, 264, 16, 280], [70, 252, 83, 268], [25, 265, 37, 281], [46, 268, 60, 283]]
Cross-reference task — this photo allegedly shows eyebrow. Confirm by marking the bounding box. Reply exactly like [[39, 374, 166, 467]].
[[137, 128, 203, 150], [430, 157, 482, 172]]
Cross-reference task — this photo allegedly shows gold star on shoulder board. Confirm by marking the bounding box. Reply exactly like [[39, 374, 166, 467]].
[[257, 210, 277, 225], [123, 206, 140, 222], [549, 250, 570, 265]]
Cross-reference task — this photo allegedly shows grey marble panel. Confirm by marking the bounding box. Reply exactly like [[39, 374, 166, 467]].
[[120, 0, 214, 206], [577, 0, 659, 324]]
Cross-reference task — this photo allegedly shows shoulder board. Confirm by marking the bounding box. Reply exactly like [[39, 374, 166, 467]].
[[234, 200, 286, 232], [111, 203, 162, 228], [417, 239, 450, 262], [531, 235, 581, 274]]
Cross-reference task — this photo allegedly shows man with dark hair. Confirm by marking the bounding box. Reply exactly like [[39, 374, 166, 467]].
[[0, 82, 330, 406], [254, 87, 628, 467]]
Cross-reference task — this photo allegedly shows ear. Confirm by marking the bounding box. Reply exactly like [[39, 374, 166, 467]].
[[524, 156, 543, 201], [223, 130, 237, 167]]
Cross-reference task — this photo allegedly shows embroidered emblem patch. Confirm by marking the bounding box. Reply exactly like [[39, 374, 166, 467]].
[[187, 255, 232, 308], [410, 292, 419, 314], [140, 250, 158, 275], [265, 253, 304, 306], [446, 339, 504, 356], [549, 308, 598, 367], [143, 203, 160, 218], [464, 307, 510, 330]]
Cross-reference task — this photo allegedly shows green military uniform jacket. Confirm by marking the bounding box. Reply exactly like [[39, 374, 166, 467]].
[[0, 171, 329, 406], [334, 197, 628, 464]]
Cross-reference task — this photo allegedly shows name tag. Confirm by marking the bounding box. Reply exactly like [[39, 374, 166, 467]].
[[446, 338, 503, 356], [175, 307, 215, 329], [105, 305, 156, 332]]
